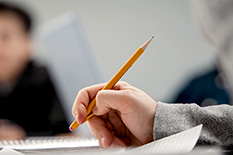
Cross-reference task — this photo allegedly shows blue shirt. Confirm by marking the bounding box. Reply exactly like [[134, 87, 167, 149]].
[[173, 67, 231, 106]]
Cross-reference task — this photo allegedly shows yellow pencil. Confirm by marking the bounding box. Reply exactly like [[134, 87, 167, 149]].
[[69, 36, 154, 131]]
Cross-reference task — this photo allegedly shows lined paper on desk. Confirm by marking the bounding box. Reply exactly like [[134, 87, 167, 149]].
[[0, 137, 98, 150], [0, 124, 202, 155]]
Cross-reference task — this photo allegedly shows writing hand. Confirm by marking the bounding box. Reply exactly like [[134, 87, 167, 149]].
[[72, 81, 157, 148]]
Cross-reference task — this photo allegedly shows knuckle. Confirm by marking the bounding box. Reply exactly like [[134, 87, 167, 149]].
[[118, 81, 128, 85], [118, 90, 136, 107], [77, 88, 87, 97], [96, 91, 104, 105], [118, 81, 129, 87], [71, 108, 76, 117], [122, 90, 135, 100]]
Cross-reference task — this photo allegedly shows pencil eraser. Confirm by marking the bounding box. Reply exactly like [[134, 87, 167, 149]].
[[69, 127, 75, 132]]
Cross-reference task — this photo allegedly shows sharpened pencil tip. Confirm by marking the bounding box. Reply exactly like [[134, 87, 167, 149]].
[[141, 37, 153, 50]]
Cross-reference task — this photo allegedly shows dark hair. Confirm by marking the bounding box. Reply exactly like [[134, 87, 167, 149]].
[[0, 2, 32, 33]]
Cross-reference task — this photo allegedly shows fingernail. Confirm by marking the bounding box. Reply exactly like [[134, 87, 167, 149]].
[[93, 107, 97, 114], [75, 114, 80, 124], [115, 143, 124, 148], [101, 137, 105, 148], [98, 140, 103, 148], [75, 114, 79, 121]]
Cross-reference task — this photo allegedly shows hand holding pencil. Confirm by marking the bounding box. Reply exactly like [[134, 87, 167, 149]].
[[71, 37, 156, 147], [72, 81, 157, 148], [70, 37, 154, 131]]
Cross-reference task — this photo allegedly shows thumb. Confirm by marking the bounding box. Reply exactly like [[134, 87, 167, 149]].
[[93, 89, 135, 116]]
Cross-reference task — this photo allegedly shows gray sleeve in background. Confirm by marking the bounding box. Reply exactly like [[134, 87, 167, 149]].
[[153, 102, 233, 149]]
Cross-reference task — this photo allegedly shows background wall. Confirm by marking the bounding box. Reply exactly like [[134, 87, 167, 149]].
[[4, 0, 215, 103]]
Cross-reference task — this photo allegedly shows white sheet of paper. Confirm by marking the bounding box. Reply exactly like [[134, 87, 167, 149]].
[[0, 124, 202, 155], [0, 148, 23, 155], [126, 124, 203, 154]]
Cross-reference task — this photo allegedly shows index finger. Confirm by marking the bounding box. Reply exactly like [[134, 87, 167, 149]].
[[72, 83, 106, 124]]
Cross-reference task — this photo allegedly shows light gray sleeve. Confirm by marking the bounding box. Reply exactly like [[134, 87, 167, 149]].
[[153, 102, 233, 148]]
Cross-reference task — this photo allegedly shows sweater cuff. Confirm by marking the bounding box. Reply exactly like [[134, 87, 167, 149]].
[[153, 102, 198, 141]]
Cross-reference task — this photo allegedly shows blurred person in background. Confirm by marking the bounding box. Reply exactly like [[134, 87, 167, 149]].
[[0, 2, 70, 140], [173, 0, 233, 107]]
